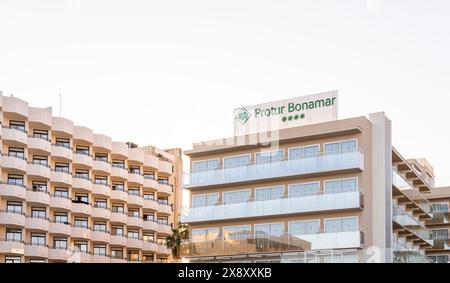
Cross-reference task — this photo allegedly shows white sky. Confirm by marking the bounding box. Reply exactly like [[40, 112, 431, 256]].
[[1, 0, 449, 186]]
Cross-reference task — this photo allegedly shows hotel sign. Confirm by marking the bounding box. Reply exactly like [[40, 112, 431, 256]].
[[234, 90, 339, 135]]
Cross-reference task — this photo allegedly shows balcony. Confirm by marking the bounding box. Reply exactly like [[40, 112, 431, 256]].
[[49, 196, 71, 211], [0, 210, 26, 227], [144, 155, 159, 170], [25, 244, 49, 258], [92, 230, 111, 242], [73, 153, 93, 168], [110, 212, 128, 224], [52, 117, 74, 136], [0, 183, 27, 200], [92, 206, 111, 219], [110, 235, 127, 246], [183, 151, 364, 189], [143, 220, 158, 231], [0, 239, 25, 255], [27, 163, 51, 179], [112, 142, 128, 158], [143, 178, 158, 190], [93, 134, 112, 152], [3, 96, 29, 118], [293, 230, 364, 250], [92, 183, 111, 197], [2, 127, 28, 146], [73, 126, 94, 144], [26, 216, 49, 231], [91, 254, 110, 263], [69, 252, 91, 263], [127, 237, 143, 249], [71, 226, 92, 239], [143, 199, 159, 211], [393, 205, 432, 245], [28, 136, 51, 153], [72, 176, 92, 192], [430, 238, 450, 251], [128, 173, 144, 186], [50, 170, 72, 186], [111, 166, 128, 180], [157, 244, 171, 255], [427, 212, 450, 226], [51, 144, 73, 161], [48, 248, 69, 261], [182, 190, 363, 223], [393, 170, 432, 216], [159, 160, 173, 176], [49, 221, 71, 235], [158, 224, 172, 235], [71, 202, 92, 216], [93, 159, 112, 174], [182, 234, 311, 258], [1, 154, 27, 172], [128, 194, 144, 207], [158, 183, 172, 196], [26, 189, 50, 206], [158, 204, 173, 215], [127, 216, 144, 228], [111, 189, 128, 202], [143, 241, 158, 252], [111, 257, 127, 263]]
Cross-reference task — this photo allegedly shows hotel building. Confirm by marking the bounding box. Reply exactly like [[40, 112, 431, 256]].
[[181, 111, 436, 263], [0, 93, 182, 263]]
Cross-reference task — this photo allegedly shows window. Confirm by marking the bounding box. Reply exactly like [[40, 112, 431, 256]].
[[74, 218, 88, 228], [191, 228, 220, 242], [158, 198, 169, 205], [255, 150, 283, 164], [7, 174, 24, 187], [32, 155, 48, 166], [157, 238, 167, 245], [324, 140, 357, 154], [112, 160, 125, 169], [143, 233, 155, 243], [94, 176, 108, 185], [223, 190, 250, 205], [192, 159, 220, 172], [128, 230, 139, 239], [223, 226, 251, 240], [289, 182, 320, 197], [5, 257, 21, 263], [111, 249, 123, 259], [157, 217, 169, 225], [33, 129, 49, 141], [223, 155, 251, 169], [129, 166, 141, 174], [324, 178, 358, 194], [289, 220, 320, 235], [288, 145, 320, 160], [53, 237, 68, 250], [74, 241, 88, 253], [255, 223, 284, 237], [6, 202, 22, 214], [8, 147, 25, 159], [54, 188, 69, 199], [158, 178, 169, 185], [112, 182, 125, 191], [93, 222, 107, 232], [112, 205, 124, 213], [143, 172, 155, 179], [432, 202, 449, 214], [128, 251, 140, 262], [29, 259, 46, 263], [112, 226, 124, 236], [431, 229, 449, 241], [324, 217, 358, 233], [74, 170, 89, 180], [192, 193, 219, 208], [95, 153, 108, 162], [128, 188, 140, 196], [54, 163, 70, 173], [143, 193, 155, 201], [143, 213, 155, 222], [32, 181, 48, 192], [255, 186, 284, 201], [75, 146, 90, 156], [93, 245, 107, 256], [94, 200, 107, 209], [6, 229, 22, 242], [31, 233, 46, 246], [128, 209, 140, 218], [9, 120, 26, 132], [74, 194, 89, 204], [54, 213, 69, 224], [31, 208, 46, 219], [55, 138, 70, 148]]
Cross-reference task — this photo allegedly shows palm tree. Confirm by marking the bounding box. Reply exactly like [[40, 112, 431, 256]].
[[166, 224, 189, 260]]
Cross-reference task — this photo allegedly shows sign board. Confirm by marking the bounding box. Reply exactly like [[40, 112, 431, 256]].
[[234, 90, 339, 136]]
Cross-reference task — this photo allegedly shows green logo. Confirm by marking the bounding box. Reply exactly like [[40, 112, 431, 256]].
[[235, 107, 251, 125]]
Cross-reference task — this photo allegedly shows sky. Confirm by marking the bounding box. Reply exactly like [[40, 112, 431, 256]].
[[0, 0, 449, 186]]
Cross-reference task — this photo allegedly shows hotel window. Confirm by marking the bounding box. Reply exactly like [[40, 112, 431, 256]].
[[223, 155, 251, 169], [288, 145, 320, 160], [75, 146, 90, 156], [31, 208, 46, 219], [191, 228, 220, 242], [324, 178, 357, 194], [29, 259, 46, 263], [53, 237, 68, 250], [93, 245, 107, 256], [158, 177, 169, 185], [54, 188, 69, 198], [143, 233, 155, 243], [95, 153, 108, 162], [128, 209, 140, 218], [6, 202, 22, 214], [112, 182, 125, 191], [157, 257, 168, 263], [129, 166, 141, 174], [94, 176, 108, 185], [74, 169, 90, 180], [74, 241, 88, 253], [5, 257, 21, 264], [55, 138, 70, 148], [157, 238, 167, 245], [143, 172, 155, 179], [33, 129, 49, 141], [112, 160, 125, 169], [255, 150, 283, 164], [158, 198, 169, 205], [157, 217, 169, 225], [54, 213, 69, 224], [111, 249, 123, 259], [8, 147, 25, 159], [94, 199, 107, 209], [143, 193, 155, 200], [93, 222, 107, 232], [432, 202, 449, 214], [144, 213, 155, 222], [74, 218, 88, 229], [7, 174, 24, 187], [32, 155, 48, 166], [223, 225, 251, 240], [430, 255, 449, 264], [112, 205, 124, 213], [255, 186, 284, 201], [324, 139, 357, 154], [223, 190, 250, 205], [289, 220, 320, 235], [128, 188, 140, 196], [192, 159, 220, 172], [112, 226, 124, 236], [128, 230, 139, 239], [74, 194, 89, 204], [431, 229, 449, 241], [32, 181, 48, 192], [143, 255, 154, 263], [54, 163, 70, 173], [192, 193, 219, 208], [6, 229, 22, 242], [324, 217, 358, 233], [9, 120, 26, 132], [127, 251, 140, 262], [31, 233, 46, 246], [289, 182, 320, 197], [255, 223, 284, 237]]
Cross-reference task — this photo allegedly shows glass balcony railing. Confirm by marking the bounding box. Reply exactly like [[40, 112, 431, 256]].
[[393, 205, 432, 244], [393, 170, 431, 214], [181, 190, 363, 223], [183, 151, 364, 188]]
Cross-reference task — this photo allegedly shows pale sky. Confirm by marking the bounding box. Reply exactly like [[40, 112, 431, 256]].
[[1, 0, 449, 186]]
